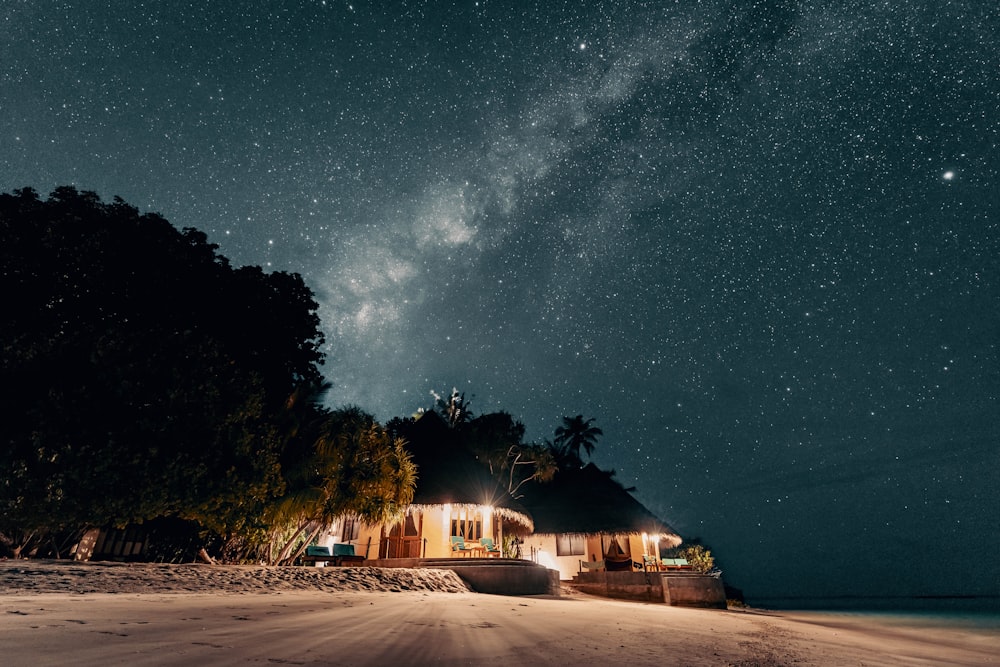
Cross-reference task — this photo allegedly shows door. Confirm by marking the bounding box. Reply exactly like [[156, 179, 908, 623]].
[[379, 513, 423, 558]]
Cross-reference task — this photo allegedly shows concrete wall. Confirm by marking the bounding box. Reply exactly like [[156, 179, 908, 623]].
[[370, 558, 559, 596], [572, 572, 727, 608], [444, 564, 560, 596], [661, 574, 727, 608]]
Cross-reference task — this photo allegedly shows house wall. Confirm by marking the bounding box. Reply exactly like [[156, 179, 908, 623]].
[[522, 532, 662, 581], [353, 523, 382, 560], [321, 519, 381, 560], [521, 534, 573, 579], [423, 507, 450, 558], [352, 505, 515, 560]]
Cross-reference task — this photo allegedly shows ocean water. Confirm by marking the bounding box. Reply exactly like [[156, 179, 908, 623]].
[[747, 596, 1000, 634], [749, 595, 999, 612]]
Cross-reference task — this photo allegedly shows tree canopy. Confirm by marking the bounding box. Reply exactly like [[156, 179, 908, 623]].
[[552, 414, 603, 468], [388, 391, 557, 500], [0, 187, 410, 560]]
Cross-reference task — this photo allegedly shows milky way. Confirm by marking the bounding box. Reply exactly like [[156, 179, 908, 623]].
[[4, 1, 998, 601]]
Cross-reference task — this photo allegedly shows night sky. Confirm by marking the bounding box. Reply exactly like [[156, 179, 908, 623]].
[[4, 1, 998, 603]]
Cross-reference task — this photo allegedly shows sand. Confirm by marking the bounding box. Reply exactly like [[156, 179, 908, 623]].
[[1, 561, 996, 666]]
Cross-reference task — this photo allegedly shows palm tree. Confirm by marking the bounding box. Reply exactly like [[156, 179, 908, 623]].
[[553, 415, 603, 467], [265, 402, 416, 565], [433, 387, 472, 428]]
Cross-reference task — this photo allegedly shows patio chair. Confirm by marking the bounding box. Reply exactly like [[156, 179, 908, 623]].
[[642, 554, 663, 571], [450, 536, 475, 557], [479, 537, 502, 557]]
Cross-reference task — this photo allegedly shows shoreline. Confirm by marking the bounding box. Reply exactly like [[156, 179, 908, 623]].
[[2, 561, 997, 666]]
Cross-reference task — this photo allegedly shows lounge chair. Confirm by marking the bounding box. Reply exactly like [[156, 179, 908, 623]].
[[301, 545, 332, 565], [332, 543, 366, 566], [661, 557, 692, 570], [479, 537, 502, 557]]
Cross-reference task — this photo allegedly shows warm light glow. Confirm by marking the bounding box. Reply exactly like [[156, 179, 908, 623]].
[[482, 506, 493, 538], [535, 549, 559, 571], [442, 504, 452, 544]]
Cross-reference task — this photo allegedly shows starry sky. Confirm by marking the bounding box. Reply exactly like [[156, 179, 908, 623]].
[[3, 1, 998, 604]]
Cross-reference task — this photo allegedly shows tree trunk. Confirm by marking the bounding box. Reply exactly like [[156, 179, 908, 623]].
[[285, 523, 324, 566], [272, 520, 312, 565]]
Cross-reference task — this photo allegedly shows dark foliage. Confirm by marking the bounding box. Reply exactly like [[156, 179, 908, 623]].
[[0, 187, 325, 538]]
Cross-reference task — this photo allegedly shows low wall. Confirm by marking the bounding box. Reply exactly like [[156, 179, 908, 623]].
[[368, 558, 559, 596], [571, 571, 726, 608], [661, 573, 727, 608], [443, 564, 559, 596]]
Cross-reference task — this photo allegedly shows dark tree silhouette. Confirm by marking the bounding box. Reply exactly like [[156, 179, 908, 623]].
[[432, 387, 472, 428], [553, 415, 603, 468], [0, 187, 325, 546]]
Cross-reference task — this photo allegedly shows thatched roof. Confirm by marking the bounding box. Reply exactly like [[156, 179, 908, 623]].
[[519, 463, 681, 545], [401, 411, 534, 530]]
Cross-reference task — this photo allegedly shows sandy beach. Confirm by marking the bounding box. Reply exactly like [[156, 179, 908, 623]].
[[1, 561, 996, 666]]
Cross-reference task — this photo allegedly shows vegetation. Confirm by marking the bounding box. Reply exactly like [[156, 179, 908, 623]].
[[262, 399, 415, 565], [552, 414, 603, 468], [663, 543, 717, 574], [0, 187, 413, 561], [389, 390, 558, 499]]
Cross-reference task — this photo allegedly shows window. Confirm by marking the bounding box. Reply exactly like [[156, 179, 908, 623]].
[[340, 516, 361, 541], [450, 508, 483, 540], [556, 534, 585, 556]]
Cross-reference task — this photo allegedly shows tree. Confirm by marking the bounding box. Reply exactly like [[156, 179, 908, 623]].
[[553, 415, 603, 468], [0, 187, 325, 549], [390, 398, 557, 501], [465, 412, 557, 498], [263, 403, 416, 565], [431, 387, 472, 428]]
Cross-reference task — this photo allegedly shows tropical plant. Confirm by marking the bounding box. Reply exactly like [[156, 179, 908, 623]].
[[431, 387, 473, 428], [264, 405, 416, 565], [553, 415, 603, 468], [663, 543, 717, 574]]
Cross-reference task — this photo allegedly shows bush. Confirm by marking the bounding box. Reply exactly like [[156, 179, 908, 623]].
[[663, 543, 716, 573]]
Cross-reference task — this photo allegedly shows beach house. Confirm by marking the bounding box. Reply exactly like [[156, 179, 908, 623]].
[[326, 410, 534, 560], [517, 462, 681, 580], [326, 412, 679, 580]]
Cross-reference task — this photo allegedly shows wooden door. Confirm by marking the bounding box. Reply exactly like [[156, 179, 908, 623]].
[[379, 513, 423, 558]]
